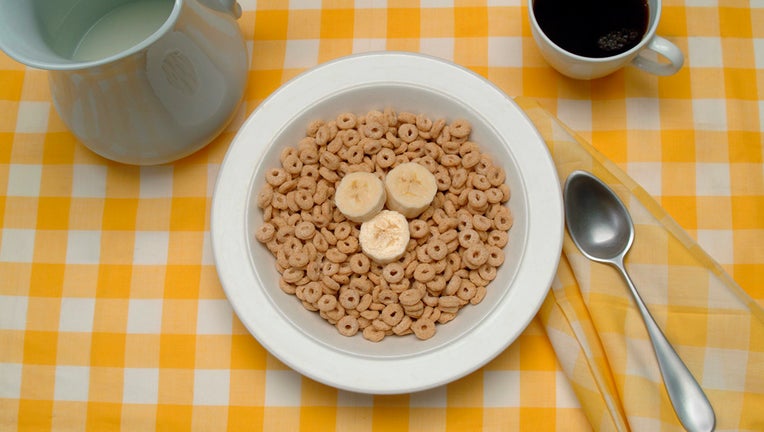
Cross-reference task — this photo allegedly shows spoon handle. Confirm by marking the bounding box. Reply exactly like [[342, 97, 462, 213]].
[[614, 261, 716, 432]]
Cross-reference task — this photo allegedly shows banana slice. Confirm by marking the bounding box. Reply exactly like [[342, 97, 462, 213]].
[[334, 172, 386, 223], [384, 162, 438, 218], [359, 210, 410, 264]]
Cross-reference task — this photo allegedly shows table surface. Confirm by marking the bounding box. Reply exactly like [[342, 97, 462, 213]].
[[1, 1, 762, 431]]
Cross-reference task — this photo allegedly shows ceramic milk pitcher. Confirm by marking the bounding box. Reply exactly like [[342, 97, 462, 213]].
[[0, 0, 248, 165]]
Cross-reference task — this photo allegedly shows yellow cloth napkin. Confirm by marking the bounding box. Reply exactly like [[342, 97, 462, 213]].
[[515, 97, 764, 431]]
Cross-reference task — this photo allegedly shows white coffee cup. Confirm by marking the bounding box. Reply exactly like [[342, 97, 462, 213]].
[[528, 0, 684, 80]]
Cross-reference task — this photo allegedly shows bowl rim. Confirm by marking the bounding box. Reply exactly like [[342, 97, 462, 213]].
[[211, 51, 563, 394]]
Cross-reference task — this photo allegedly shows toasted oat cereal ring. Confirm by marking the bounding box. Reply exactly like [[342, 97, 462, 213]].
[[382, 262, 405, 284], [493, 211, 514, 231], [434, 170, 452, 192], [463, 245, 489, 269], [437, 312, 456, 325], [363, 121, 386, 139], [321, 275, 341, 295], [349, 253, 371, 274], [399, 288, 424, 306], [299, 147, 319, 165], [327, 135, 344, 153], [316, 124, 335, 146], [329, 221, 349, 240], [472, 174, 491, 191], [322, 260, 340, 276], [450, 168, 468, 190], [318, 166, 340, 183], [456, 281, 477, 301], [339, 288, 361, 310], [425, 238, 448, 261], [375, 147, 396, 169], [337, 237, 359, 255], [425, 117, 443, 136], [499, 184, 511, 203], [294, 221, 315, 240], [356, 293, 373, 312], [444, 274, 462, 296], [340, 129, 360, 147], [398, 123, 419, 143], [319, 151, 341, 170], [392, 315, 413, 335], [256, 185, 273, 209], [360, 309, 380, 320], [487, 166, 506, 187], [254, 223, 276, 243], [279, 277, 297, 294], [396, 111, 415, 124], [336, 112, 357, 130], [486, 188, 504, 204], [336, 315, 359, 336], [426, 275, 446, 293], [458, 228, 481, 248], [317, 294, 338, 312], [468, 189, 488, 210], [350, 276, 373, 295], [275, 226, 294, 243], [297, 176, 317, 194], [307, 119, 324, 137], [472, 214, 492, 232], [312, 232, 329, 252], [471, 286, 487, 305], [415, 245, 432, 264], [475, 154, 493, 175], [449, 119, 471, 138], [487, 230, 508, 248], [461, 150, 481, 169], [345, 145, 364, 164], [423, 141, 443, 160], [439, 153, 461, 167], [478, 264, 497, 282], [291, 189, 312, 211], [361, 138, 382, 155], [378, 289, 398, 305], [469, 268, 488, 287], [438, 295, 461, 309], [372, 319, 392, 331], [280, 147, 298, 165], [380, 303, 405, 326], [325, 304, 346, 322], [486, 245, 505, 267], [287, 250, 310, 269], [441, 141, 460, 155], [411, 318, 436, 340], [362, 325, 385, 342], [282, 154, 303, 175], [325, 248, 347, 264], [265, 168, 289, 186], [299, 281, 321, 304]]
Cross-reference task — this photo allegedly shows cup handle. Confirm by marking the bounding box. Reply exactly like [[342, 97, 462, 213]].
[[631, 35, 684, 76]]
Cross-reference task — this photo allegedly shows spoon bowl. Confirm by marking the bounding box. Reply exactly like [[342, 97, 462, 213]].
[[563, 170, 716, 432], [564, 172, 634, 262]]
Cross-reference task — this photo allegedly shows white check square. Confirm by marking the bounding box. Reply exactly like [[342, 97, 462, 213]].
[[54, 366, 90, 401], [123, 368, 159, 404]]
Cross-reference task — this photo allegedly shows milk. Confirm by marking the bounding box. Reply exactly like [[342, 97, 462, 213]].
[[72, 0, 174, 61]]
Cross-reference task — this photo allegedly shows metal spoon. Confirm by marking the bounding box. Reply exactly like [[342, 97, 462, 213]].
[[563, 170, 716, 432]]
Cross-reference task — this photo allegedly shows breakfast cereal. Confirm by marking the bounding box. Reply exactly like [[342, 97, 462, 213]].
[[254, 109, 513, 342]]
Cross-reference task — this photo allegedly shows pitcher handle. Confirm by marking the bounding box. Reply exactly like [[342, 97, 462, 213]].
[[198, 0, 242, 18]]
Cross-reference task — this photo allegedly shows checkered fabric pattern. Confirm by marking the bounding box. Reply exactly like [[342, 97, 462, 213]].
[[1, 1, 762, 431]]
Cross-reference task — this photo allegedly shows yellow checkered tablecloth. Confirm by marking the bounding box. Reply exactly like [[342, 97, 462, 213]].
[[1, 1, 762, 431]]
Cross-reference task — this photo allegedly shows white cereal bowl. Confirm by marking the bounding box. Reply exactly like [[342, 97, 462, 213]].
[[211, 52, 563, 394]]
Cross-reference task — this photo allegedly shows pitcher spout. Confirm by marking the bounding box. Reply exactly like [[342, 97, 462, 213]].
[[197, 0, 242, 18]]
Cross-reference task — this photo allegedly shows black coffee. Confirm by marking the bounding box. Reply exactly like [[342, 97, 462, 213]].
[[533, 0, 649, 58]]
